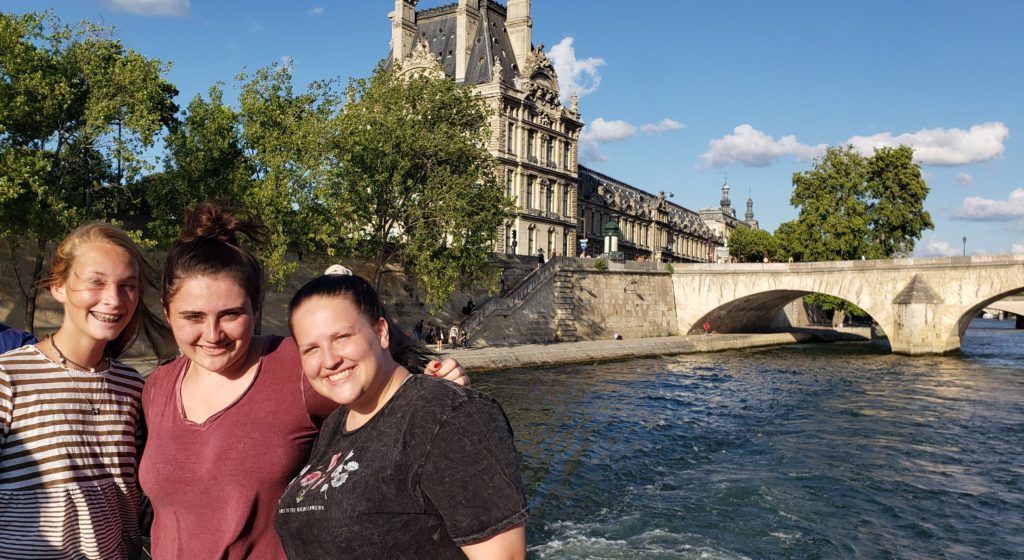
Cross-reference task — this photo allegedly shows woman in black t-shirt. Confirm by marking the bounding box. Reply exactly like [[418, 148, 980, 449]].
[[274, 271, 527, 559]]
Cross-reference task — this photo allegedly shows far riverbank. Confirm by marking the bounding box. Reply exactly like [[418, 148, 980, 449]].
[[442, 327, 873, 372]]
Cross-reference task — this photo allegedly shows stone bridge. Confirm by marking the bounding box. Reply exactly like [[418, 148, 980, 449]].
[[671, 255, 1024, 355]]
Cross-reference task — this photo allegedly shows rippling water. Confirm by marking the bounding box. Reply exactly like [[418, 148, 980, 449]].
[[474, 320, 1024, 559]]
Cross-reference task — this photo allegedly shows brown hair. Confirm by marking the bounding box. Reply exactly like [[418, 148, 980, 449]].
[[162, 201, 266, 313], [41, 222, 173, 360], [287, 273, 435, 373]]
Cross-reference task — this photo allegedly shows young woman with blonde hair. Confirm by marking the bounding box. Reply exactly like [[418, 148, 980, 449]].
[[0, 223, 171, 559]]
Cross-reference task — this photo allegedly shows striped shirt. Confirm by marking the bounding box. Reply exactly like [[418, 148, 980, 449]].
[[0, 345, 145, 560]]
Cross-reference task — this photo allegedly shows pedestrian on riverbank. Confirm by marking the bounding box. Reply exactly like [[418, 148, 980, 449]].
[[450, 324, 460, 349], [703, 321, 711, 336], [138, 202, 469, 560], [1, 223, 173, 559], [275, 270, 526, 559], [414, 319, 423, 340]]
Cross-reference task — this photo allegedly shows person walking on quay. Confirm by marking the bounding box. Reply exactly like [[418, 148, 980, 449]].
[[537, 248, 545, 265], [450, 324, 460, 350], [138, 202, 468, 559], [414, 319, 424, 341]]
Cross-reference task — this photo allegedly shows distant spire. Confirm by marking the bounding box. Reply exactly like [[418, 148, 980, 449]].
[[745, 196, 754, 223], [720, 178, 731, 210]]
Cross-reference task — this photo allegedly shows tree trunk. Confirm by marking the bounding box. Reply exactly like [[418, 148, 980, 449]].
[[23, 238, 47, 334]]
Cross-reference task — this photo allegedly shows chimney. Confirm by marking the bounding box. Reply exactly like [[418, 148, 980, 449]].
[[506, 0, 532, 74], [390, 0, 417, 63]]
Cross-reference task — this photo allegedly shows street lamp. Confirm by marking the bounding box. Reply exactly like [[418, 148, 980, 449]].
[[962, 236, 967, 256]]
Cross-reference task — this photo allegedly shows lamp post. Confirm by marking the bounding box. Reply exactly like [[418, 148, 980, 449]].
[[962, 236, 967, 256]]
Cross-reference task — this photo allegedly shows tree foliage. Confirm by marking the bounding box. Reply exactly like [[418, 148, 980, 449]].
[[728, 224, 778, 262], [0, 10, 176, 330], [779, 144, 933, 262], [328, 63, 514, 310]]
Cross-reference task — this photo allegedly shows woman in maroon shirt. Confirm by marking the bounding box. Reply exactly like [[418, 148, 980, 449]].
[[139, 202, 467, 559]]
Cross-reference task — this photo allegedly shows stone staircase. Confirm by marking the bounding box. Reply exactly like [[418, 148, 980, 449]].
[[463, 257, 562, 340]]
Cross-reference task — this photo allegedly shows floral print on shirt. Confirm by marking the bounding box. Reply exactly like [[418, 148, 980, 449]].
[[293, 450, 360, 503]]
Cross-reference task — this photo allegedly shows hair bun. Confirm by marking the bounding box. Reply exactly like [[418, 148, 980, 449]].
[[176, 201, 262, 247]]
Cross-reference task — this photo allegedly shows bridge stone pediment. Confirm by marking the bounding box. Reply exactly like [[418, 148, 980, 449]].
[[892, 274, 942, 304]]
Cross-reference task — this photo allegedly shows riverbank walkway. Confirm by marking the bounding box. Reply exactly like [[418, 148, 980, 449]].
[[441, 327, 873, 372], [125, 327, 871, 375]]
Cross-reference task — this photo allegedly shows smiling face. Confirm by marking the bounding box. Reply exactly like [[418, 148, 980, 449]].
[[51, 241, 140, 345], [165, 274, 255, 377], [291, 294, 393, 410]]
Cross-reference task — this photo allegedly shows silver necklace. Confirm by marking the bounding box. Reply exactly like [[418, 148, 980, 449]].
[[48, 335, 106, 415]]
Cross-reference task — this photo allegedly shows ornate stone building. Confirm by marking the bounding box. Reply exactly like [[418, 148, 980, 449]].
[[389, 0, 582, 258], [699, 180, 759, 257], [578, 166, 722, 262]]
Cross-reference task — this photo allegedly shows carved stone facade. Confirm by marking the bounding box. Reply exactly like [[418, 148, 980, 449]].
[[578, 166, 722, 262], [389, 0, 582, 258], [699, 180, 759, 252]]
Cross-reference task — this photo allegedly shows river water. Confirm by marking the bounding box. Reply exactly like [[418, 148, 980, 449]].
[[474, 320, 1023, 559]]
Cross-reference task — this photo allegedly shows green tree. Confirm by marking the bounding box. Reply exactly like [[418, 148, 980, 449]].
[[779, 144, 933, 262], [728, 225, 778, 262], [783, 146, 872, 262], [0, 10, 176, 331], [145, 84, 255, 244], [865, 145, 933, 257], [237, 63, 342, 287], [327, 63, 514, 310]]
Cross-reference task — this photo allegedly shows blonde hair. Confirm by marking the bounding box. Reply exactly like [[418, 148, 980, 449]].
[[42, 222, 173, 360]]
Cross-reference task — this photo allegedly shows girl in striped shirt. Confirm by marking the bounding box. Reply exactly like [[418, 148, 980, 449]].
[[0, 223, 171, 560]]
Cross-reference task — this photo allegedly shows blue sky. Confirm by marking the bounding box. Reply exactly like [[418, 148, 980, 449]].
[[9, 0, 1023, 257]]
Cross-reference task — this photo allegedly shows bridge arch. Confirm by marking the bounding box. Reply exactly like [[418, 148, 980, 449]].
[[687, 289, 885, 336], [951, 287, 1024, 342]]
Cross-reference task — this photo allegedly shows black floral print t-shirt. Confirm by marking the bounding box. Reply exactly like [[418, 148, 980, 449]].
[[274, 375, 528, 559]]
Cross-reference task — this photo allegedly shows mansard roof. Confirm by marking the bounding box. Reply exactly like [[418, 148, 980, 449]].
[[579, 165, 716, 237], [407, 1, 518, 85]]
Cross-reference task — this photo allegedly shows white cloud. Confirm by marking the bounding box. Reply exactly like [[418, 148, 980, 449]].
[[952, 188, 1024, 221], [698, 124, 827, 169], [580, 117, 685, 163], [956, 172, 973, 189], [104, 0, 189, 16], [1012, 242, 1024, 254], [640, 118, 685, 135], [845, 122, 1008, 166], [921, 236, 962, 257], [546, 37, 604, 106], [308, 7, 324, 15], [582, 118, 636, 143]]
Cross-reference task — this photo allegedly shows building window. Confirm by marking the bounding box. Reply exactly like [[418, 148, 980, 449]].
[[526, 176, 535, 208], [547, 230, 553, 256], [527, 130, 535, 159], [505, 224, 514, 254], [563, 229, 570, 257], [562, 184, 570, 216], [546, 138, 553, 164], [506, 170, 514, 200], [545, 183, 553, 212], [506, 123, 514, 153], [563, 143, 570, 168], [528, 227, 535, 255]]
